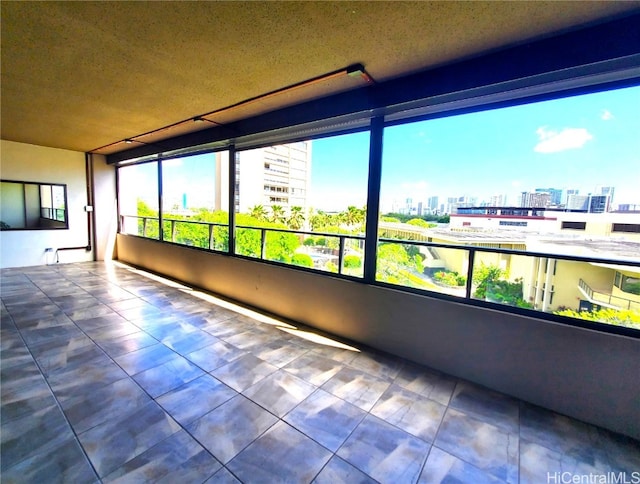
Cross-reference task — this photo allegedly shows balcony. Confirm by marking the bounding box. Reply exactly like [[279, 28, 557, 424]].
[[578, 278, 640, 311]]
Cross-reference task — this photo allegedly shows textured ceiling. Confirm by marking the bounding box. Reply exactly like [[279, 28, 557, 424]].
[[1, 1, 638, 154]]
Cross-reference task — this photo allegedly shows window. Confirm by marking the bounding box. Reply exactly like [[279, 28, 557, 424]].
[[377, 85, 640, 329], [234, 131, 369, 275], [499, 221, 527, 227], [161, 151, 229, 251], [114, 84, 640, 335], [562, 221, 586, 230], [118, 162, 159, 239], [615, 272, 640, 295], [612, 223, 640, 233]]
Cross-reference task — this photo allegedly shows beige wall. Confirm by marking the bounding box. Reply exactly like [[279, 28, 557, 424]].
[[0, 140, 93, 267], [0, 141, 117, 267], [91, 153, 118, 261], [117, 234, 640, 440]]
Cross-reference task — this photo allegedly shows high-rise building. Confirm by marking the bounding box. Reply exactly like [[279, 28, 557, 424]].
[[563, 189, 579, 206], [596, 186, 615, 206], [588, 194, 610, 213], [427, 196, 439, 212], [489, 194, 506, 207], [226, 141, 312, 214], [535, 188, 562, 206], [521, 191, 551, 208], [566, 194, 588, 211]]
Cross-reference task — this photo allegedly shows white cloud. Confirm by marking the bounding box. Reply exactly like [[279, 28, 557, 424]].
[[534, 126, 593, 154], [601, 109, 614, 121]]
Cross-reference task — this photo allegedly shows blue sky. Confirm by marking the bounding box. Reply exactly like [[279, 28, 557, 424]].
[[311, 85, 640, 212]]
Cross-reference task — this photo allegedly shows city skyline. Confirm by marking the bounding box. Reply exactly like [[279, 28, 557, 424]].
[[125, 85, 639, 215], [311, 85, 640, 213]]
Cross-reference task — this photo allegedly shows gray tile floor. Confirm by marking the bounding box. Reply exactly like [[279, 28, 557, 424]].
[[1, 261, 638, 483]]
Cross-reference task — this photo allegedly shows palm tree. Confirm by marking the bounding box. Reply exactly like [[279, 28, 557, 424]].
[[288, 206, 305, 230], [310, 210, 330, 231], [270, 205, 285, 224], [344, 205, 365, 227], [249, 205, 267, 221]]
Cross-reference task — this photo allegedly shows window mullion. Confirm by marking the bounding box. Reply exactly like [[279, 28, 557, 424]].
[[363, 117, 384, 283], [228, 144, 237, 255]]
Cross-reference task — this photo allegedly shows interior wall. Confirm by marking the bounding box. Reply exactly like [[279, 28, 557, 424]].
[[117, 234, 640, 440], [91, 154, 118, 261], [0, 140, 92, 268]]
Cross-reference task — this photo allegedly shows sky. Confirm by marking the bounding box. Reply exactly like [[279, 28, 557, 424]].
[[310, 84, 640, 212], [121, 85, 640, 214]]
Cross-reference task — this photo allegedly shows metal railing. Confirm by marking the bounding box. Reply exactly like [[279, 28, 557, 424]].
[[119, 214, 640, 332], [578, 278, 640, 311], [120, 215, 365, 276]]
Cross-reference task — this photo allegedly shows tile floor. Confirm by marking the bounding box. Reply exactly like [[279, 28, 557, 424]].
[[1, 261, 638, 483]]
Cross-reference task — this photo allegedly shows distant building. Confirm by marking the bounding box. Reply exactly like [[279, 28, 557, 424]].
[[617, 204, 640, 212], [427, 196, 439, 212], [521, 191, 551, 208], [588, 194, 610, 213], [566, 194, 589, 211], [596, 185, 615, 205], [223, 141, 312, 214], [489, 194, 507, 207], [535, 187, 562, 206], [563, 188, 579, 206]]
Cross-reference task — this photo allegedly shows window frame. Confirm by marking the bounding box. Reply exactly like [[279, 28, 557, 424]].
[[112, 76, 640, 338]]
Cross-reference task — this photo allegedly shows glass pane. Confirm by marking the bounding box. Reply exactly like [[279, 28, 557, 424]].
[[234, 131, 369, 277], [118, 162, 159, 238], [469, 253, 640, 330], [40, 185, 52, 209], [161, 151, 229, 250], [378, 85, 640, 324], [376, 241, 469, 296]]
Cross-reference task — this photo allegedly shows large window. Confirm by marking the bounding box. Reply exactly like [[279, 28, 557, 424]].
[[234, 131, 370, 276], [118, 162, 159, 239], [377, 86, 640, 329], [161, 152, 229, 251], [115, 85, 640, 334]]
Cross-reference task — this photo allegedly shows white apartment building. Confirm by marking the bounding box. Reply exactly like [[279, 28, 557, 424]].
[[212, 142, 312, 215]]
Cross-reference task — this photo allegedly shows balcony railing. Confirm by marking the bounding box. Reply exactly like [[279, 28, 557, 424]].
[[119, 214, 640, 333], [578, 278, 640, 311], [120, 215, 365, 276]]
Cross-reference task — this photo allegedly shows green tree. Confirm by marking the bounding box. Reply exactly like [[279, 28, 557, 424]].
[[249, 205, 267, 221], [291, 253, 313, 268], [343, 206, 365, 227], [270, 205, 285, 224], [472, 264, 504, 299], [407, 218, 430, 228], [554, 307, 640, 330], [310, 210, 330, 231], [136, 199, 159, 238], [265, 230, 299, 263], [288, 206, 305, 230], [344, 255, 362, 269]]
